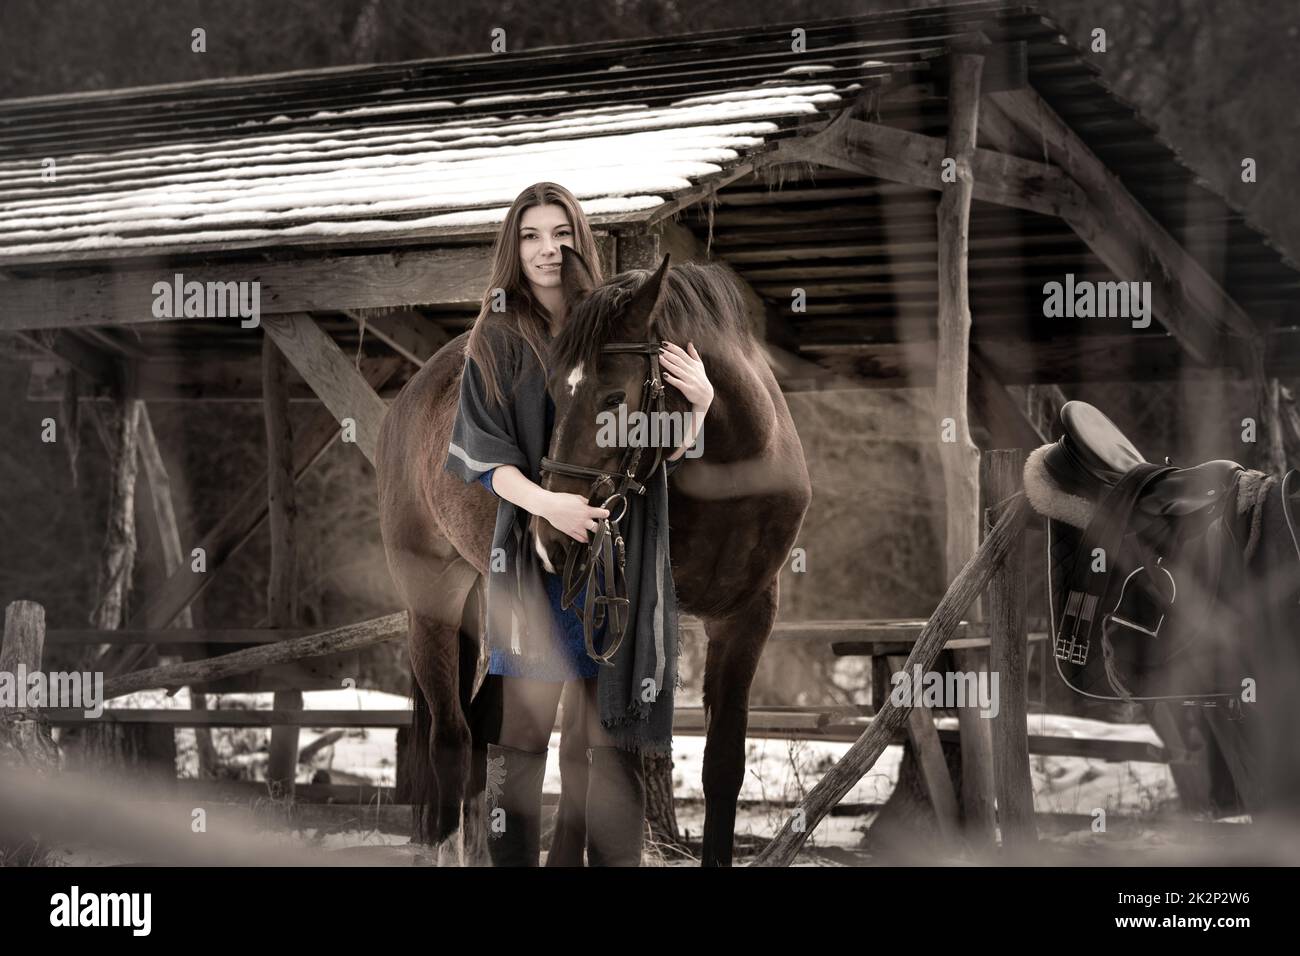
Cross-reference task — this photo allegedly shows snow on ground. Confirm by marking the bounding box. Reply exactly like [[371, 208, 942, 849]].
[[84, 686, 1183, 864]]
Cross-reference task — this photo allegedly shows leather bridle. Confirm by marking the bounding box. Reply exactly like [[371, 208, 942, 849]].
[[538, 340, 668, 666]]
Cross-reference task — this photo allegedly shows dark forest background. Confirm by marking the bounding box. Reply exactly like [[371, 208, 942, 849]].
[[1, 0, 1297, 713]]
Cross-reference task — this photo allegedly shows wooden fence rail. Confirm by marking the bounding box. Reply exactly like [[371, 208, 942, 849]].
[[752, 491, 1033, 866]]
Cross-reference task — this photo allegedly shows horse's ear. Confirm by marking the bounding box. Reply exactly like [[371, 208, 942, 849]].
[[560, 244, 597, 302], [619, 254, 670, 336]]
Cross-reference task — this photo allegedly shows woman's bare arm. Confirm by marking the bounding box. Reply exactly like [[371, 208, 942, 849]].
[[659, 341, 712, 463], [489, 465, 609, 544], [487, 464, 552, 516]]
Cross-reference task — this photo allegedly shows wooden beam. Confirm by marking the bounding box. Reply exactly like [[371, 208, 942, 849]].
[[91, 386, 144, 638], [260, 313, 388, 465], [14, 329, 119, 387], [100, 613, 408, 701], [108, 357, 400, 673], [979, 87, 1258, 366], [751, 494, 1032, 866], [1281, 385, 1300, 459], [887, 654, 962, 843], [344, 309, 450, 367], [75, 327, 150, 361], [0, 601, 60, 772], [770, 116, 1087, 220], [81, 380, 182, 777], [50, 626, 336, 645], [640, 161, 762, 227], [684, 617, 988, 642], [88, 380, 148, 679], [926, 40, 1028, 94], [136, 405, 220, 776], [832, 633, 1046, 657], [26, 352, 421, 403], [263, 334, 302, 795], [1017, 384, 1071, 441], [1265, 379, 1289, 477], [983, 450, 1036, 847], [0, 246, 492, 332], [795, 334, 1207, 386], [33, 705, 1169, 764], [1141, 702, 1216, 813], [968, 347, 1047, 450], [935, 50, 996, 847]]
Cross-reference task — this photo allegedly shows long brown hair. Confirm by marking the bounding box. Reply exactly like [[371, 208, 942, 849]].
[[465, 182, 604, 407]]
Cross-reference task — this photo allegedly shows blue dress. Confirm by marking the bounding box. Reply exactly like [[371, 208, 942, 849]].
[[478, 393, 607, 681]]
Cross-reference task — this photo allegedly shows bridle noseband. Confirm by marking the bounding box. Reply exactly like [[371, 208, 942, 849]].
[[538, 341, 668, 666]]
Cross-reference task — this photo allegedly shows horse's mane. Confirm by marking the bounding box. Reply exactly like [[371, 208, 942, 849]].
[[548, 261, 758, 381]]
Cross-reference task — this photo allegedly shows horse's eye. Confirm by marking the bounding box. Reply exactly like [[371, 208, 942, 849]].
[[604, 391, 626, 408]]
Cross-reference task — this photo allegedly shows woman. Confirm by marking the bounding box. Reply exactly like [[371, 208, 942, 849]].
[[444, 182, 712, 866]]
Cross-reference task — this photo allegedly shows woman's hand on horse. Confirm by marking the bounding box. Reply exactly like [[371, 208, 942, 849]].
[[659, 341, 713, 410], [544, 492, 610, 544]]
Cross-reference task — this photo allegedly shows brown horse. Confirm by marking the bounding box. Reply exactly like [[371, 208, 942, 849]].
[[375, 248, 811, 866]]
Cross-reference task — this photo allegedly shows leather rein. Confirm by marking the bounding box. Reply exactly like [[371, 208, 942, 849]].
[[538, 341, 669, 666]]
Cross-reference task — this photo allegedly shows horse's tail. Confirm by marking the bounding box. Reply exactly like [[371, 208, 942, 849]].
[[400, 671, 434, 843]]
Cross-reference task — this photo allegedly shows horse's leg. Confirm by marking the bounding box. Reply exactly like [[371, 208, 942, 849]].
[[700, 584, 777, 867], [546, 680, 590, 866], [407, 608, 472, 862], [401, 553, 480, 863], [460, 578, 492, 865]]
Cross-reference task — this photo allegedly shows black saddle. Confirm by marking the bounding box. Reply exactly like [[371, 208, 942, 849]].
[[1041, 401, 1244, 516], [1034, 402, 1251, 703]]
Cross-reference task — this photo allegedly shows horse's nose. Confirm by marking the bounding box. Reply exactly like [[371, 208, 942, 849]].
[[535, 535, 555, 573], [531, 523, 570, 575], [548, 542, 570, 576]]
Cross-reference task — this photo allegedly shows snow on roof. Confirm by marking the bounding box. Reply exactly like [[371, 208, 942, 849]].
[[0, 84, 840, 263]]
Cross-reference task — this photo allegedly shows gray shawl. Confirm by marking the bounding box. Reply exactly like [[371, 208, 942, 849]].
[[444, 320, 681, 755]]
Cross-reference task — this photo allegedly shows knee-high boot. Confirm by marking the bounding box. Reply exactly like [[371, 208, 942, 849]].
[[585, 745, 646, 867], [485, 742, 548, 867]]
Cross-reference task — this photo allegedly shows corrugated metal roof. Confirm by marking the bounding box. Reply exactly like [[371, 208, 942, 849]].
[[0, 0, 1036, 265], [0, 86, 849, 262]]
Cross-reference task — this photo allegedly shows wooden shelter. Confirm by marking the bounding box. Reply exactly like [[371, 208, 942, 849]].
[[2, 0, 1297, 834]]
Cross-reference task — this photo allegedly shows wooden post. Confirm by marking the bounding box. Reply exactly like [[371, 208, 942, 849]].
[[91, 387, 143, 641], [263, 335, 302, 797], [98, 613, 407, 701], [0, 600, 59, 865], [261, 313, 388, 465], [935, 48, 996, 845], [1281, 384, 1300, 452], [886, 654, 961, 843], [0, 601, 60, 772], [73, 375, 177, 784], [106, 357, 402, 680], [136, 406, 219, 777], [753, 496, 1031, 866], [983, 449, 1036, 847], [1266, 378, 1289, 476]]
